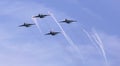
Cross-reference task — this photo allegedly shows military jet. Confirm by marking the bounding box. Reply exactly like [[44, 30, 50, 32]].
[[19, 23, 35, 27], [45, 30, 60, 36], [33, 14, 49, 18], [60, 19, 77, 24]]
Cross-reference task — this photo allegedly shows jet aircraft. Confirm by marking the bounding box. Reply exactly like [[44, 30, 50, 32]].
[[19, 23, 35, 27], [60, 19, 77, 24], [33, 14, 49, 18], [45, 30, 60, 36]]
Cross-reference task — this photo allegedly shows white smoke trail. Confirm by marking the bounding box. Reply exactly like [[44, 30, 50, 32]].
[[76, 22, 108, 65], [91, 28, 109, 66], [32, 18, 42, 33], [81, 7, 109, 66], [48, 12, 85, 62], [48, 12, 79, 50], [81, 28, 99, 49], [75, 23, 100, 51]]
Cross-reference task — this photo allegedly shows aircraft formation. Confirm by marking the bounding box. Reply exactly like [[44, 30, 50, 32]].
[[19, 13, 77, 36]]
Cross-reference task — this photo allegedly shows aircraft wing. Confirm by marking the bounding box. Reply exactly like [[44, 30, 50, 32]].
[[54, 32, 60, 34], [33, 16, 39, 18], [72, 20, 77, 22], [19, 25, 24, 27], [45, 33, 51, 35], [29, 24, 35, 25], [60, 21, 64, 22]]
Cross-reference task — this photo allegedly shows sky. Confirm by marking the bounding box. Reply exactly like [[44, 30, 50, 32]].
[[0, 0, 120, 66]]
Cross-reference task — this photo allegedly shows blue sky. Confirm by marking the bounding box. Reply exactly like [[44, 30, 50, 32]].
[[0, 0, 120, 66]]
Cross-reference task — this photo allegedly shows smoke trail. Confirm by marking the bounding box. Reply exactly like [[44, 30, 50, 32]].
[[91, 28, 109, 66], [81, 7, 109, 66], [32, 17, 42, 33], [76, 22, 108, 65], [48, 12, 84, 61], [48, 12, 79, 50], [81, 28, 99, 49], [74, 22, 100, 52]]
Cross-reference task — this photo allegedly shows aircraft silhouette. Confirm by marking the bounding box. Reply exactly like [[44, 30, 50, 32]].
[[19, 23, 35, 27], [45, 30, 60, 36], [33, 14, 49, 18], [60, 19, 77, 24]]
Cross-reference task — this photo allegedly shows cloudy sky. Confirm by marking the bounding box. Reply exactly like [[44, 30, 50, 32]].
[[0, 0, 120, 66]]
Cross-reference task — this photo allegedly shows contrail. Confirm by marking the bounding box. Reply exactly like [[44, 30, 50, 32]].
[[81, 7, 109, 66], [48, 12, 84, 61], [75, 23, 100, 51], [78, 25, 103, 58], [48, 12, 79, 50], [32, 17, 42, 33], [91, 28, 109, 66], [81, 28, 99, 49]]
